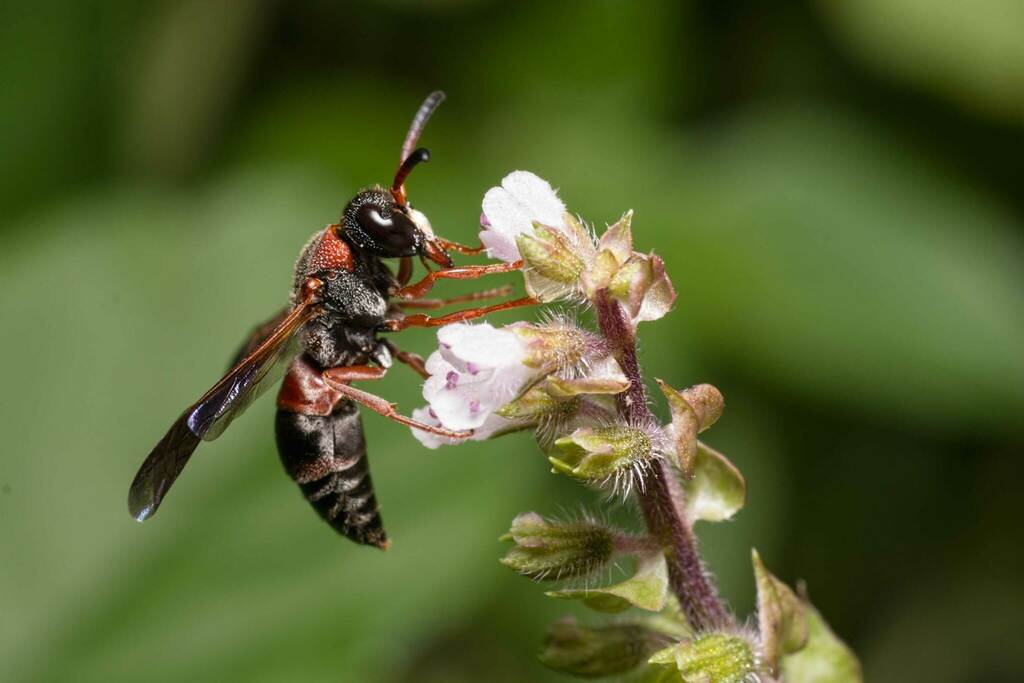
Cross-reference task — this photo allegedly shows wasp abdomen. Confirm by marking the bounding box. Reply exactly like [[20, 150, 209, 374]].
[[275, 401, 387, 549]]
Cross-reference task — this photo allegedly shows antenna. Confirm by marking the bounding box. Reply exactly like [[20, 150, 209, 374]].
[[391, 91, 445, 206], [399, 90, 445, 165]]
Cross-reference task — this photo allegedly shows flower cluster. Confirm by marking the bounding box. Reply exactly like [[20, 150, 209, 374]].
[[407, 171, 862, 683]]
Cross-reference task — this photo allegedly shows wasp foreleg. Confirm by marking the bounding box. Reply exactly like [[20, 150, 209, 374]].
[[396, 285, 513, 310], [433, 238, 486, 255], [322, 366, 471, 438], [397, 260, 523, 299], [384, 296, 540, 331]]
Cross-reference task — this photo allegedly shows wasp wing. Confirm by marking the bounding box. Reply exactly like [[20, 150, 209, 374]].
[[128, 300, 320, 522]]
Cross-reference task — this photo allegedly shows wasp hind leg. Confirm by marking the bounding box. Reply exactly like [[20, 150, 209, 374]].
[[276, 356, 388, 549]]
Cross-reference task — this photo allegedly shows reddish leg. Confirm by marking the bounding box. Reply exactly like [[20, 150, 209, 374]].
[[322, 366, 469, 438], [382, 340, 429, 379], [398, 285, 513, 310], [435, 238, 486, 255], [398, 260, 524, 299], [385, 296, 540, 331]]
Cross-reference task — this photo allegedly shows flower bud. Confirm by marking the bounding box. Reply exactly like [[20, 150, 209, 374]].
[[510, 320, 602, 372], [657, 380, 725, 479], [551, 425, 657, 493], [500, 512, 616, 581], [539, 617, 670, 678], [649, 633, 758, 683], [517, 224, 586, 285], [605, 252, 677, 323], [599, 210, 634, 266], [544, 375, 630, 399], [496, 385, 579, 422], [580, 247, 621, 298]]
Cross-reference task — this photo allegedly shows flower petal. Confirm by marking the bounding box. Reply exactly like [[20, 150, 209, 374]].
[[481, 171, 566, 262], [409, 406, 462, 449], [437, 322, 527, 373], [410, 406, 518, 448]]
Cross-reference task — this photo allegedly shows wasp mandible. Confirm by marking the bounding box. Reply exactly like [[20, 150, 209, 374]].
[[128, 92, 537, 548]]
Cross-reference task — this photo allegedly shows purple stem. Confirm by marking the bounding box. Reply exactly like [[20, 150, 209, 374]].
[[594, 290, 731, 631]]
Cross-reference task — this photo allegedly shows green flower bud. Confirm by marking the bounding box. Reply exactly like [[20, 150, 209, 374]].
[[496, 384, 580, 421], [551, 426, 656, 492], [517, 224, 585, 284], [544, 374, 631, 399], [510, 321, 597, 372], [650, 633, 757, 683], [500, 512, 616, 581], [539, 617, 670, 678]]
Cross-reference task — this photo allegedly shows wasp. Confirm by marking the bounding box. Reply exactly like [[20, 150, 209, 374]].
[[128, 92, 536, 548]]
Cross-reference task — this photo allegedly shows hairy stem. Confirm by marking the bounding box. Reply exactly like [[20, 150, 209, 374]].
[[594, 290, 731, 631]]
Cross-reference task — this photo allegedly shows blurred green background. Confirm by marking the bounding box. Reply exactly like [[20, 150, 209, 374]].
[[1, 1, 1022, 682]]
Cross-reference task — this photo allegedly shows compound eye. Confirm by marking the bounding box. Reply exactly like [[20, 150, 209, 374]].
[[355, 204, 421, 256]]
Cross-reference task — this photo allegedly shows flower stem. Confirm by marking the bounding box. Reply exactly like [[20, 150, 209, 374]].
[[594, 290, 732, 632]]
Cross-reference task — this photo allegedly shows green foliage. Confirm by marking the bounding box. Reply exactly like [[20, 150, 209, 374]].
[[547, 553, 670, 614], [682, 443, 746, 524], [752, 549, 809, 676], [1, 1, 1020, 681], [781, 596, 864, 683]]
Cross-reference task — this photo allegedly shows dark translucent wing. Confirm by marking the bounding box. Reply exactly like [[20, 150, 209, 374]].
[[128, 416, 201, 521], [227, 307, 289, 370], [128, 301, 319, 521], [189, 324, 303, 442]]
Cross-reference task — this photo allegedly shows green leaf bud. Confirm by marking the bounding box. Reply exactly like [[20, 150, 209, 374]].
[[539, 617, 671, 678], [500, 512, 616, 581]]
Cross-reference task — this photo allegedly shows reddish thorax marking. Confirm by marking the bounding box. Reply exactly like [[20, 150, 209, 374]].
[[277, 356, 345, 416], [306, 225, 354, 274]]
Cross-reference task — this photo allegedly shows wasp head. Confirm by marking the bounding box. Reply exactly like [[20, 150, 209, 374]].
[[337, 92, 454, 268], [340, 178, 452, 268]]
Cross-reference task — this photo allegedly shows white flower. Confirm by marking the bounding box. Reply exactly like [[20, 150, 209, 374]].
[[410, 406, 515, 450], [480, 171, 568, 263], [421, 322, 540, 432]]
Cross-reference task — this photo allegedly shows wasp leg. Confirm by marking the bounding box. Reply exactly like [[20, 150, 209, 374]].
[[381, 340, 429, 379], [398, 260, 523, 299], [384, 296, 540, 331], [435, 238, 486, 255], [322, 366, 471, 438], [276, 355, 388, 548], [397, 285, 513, 310]]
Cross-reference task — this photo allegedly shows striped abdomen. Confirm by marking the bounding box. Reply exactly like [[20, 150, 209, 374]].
[[275, 399, 387, 548]]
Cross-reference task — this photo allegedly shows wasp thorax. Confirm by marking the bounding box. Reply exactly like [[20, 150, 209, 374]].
[[341, 188, 425, 258]]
